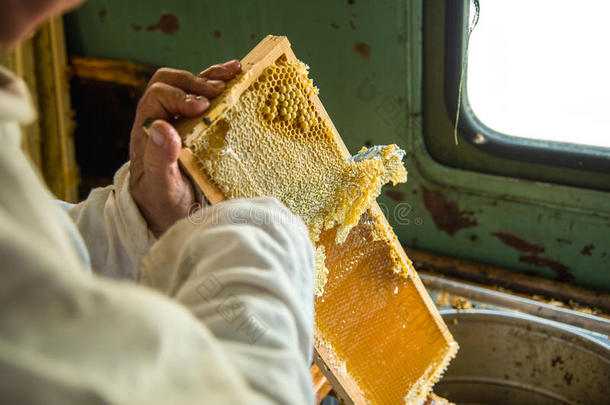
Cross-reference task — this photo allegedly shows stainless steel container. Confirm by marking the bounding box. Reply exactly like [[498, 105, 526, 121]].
[[435, 310, 610, 405]]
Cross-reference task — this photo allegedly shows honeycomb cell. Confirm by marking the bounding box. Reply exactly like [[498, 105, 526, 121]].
[[190, 56, 408, 295], [180, 40, 455, 399], [315, 210, 457, 404]]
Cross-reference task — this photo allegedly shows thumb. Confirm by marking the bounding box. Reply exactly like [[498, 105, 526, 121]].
[[144, 119, 182, 172], [139, 119, 194, 236]]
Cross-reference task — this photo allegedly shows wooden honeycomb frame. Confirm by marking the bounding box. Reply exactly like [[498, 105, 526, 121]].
[[176, 35, 457, 404]]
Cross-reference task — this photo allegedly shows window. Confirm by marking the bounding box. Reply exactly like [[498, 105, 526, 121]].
[[424, 0, 610, 189], [466, 1, 610, 149], [419, 0, 609, 290]]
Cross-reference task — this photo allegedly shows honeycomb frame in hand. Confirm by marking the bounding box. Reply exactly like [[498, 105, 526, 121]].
[[175, 35, 457, 405]]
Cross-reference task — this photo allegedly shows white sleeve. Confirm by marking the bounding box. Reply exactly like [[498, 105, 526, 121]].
[[0, 130, 260, 404], [139, 197, 316, 405], [0, 220, 257, 405], [66, 162, 156, 280]]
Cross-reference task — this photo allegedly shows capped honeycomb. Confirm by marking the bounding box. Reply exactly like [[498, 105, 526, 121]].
[[190, 55, 407, 295], [192, 56, 406, 246], [177, 36, 457, 405]]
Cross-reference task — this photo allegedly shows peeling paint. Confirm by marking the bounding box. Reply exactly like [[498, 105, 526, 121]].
[[551, 356, 564, 367], [580, 243, 595, 256], [491, 232, 572, 281], [331, 23, 340, 29], [213, 29, 222, 38], [146, 13, 180, 35], [353, 42, 371, 60], [131, 24, 142, 31], [421, 187, 477, 236], [349, 20, 356, 30], [518, 255, 573, 282], [491, 231, 545, 255]]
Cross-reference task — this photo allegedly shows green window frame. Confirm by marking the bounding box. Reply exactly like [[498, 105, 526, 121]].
[[417, 0, 609, 290], [425, 0, 610, 191]]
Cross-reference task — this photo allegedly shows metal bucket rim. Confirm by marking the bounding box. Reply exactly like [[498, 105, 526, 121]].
[[440, 308, 610, 359]]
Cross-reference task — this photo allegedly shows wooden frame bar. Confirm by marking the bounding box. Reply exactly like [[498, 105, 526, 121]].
[[176, 35, 456, 404]]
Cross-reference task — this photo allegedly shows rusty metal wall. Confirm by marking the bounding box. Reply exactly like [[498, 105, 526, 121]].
[[63, 0, 610, 291]]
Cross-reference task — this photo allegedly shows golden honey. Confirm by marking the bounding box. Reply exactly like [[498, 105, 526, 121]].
[[185, 37, 457, 404], [191, 56, 407, 295], [316, 210, 457, 404]]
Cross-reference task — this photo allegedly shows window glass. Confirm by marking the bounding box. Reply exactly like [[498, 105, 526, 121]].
[[467, 0, 610, 148]]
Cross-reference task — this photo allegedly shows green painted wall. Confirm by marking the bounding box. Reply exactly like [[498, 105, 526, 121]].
[[64, 0, 610, 291]]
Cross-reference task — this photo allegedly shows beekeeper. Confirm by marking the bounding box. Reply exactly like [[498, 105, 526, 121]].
[[0, 1, 315, 404]]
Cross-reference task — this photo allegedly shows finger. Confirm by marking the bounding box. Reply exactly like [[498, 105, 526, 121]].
[[140, 120, 195, 235], [148, 67, 225, 98], [199, 60, 241, 81], [131, 118, 179, 184], [144, 120, 182, 168], [139, 82, 210, 124], [130, 84, 208, 177]]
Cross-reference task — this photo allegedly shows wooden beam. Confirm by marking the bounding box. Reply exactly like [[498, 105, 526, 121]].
[[69, 55, 154, 89], [310, 363, 333, 404], [34, 17, 78, 202]]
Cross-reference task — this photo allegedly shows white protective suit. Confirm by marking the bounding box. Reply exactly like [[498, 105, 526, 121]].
[[0, 66, 315, 405]]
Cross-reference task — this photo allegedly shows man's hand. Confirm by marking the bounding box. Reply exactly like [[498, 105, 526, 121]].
[[129, 60, 241, 237]]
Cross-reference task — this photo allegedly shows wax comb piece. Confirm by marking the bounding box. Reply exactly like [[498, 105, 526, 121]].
[[176, 35, 457, 405]]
